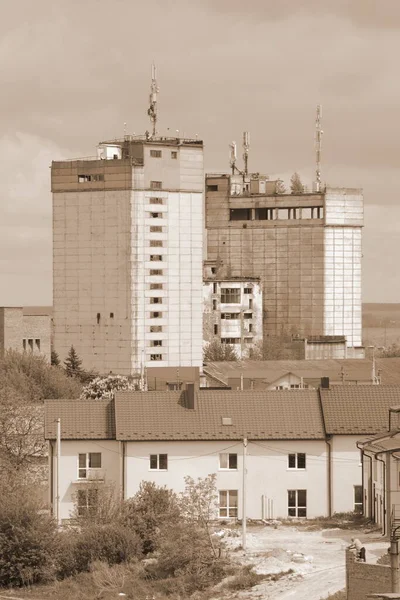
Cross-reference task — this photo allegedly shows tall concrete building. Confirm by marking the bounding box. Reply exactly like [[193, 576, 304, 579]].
[[206, 173, 363, 357], [52, 135, 204, 375]]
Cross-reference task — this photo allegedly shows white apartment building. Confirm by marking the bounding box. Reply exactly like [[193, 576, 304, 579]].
[[52, 136, 204, 374]]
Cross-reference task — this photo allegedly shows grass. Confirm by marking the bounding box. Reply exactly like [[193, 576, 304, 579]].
[[320, 590, 346, 600], [222, 565, 294, 592], [278, 512, 373, 531]]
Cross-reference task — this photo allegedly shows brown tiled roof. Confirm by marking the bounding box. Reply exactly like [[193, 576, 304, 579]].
[[44, 399, 115, 439], [114, 390, 325, 441], [320, 385, 400, 435]]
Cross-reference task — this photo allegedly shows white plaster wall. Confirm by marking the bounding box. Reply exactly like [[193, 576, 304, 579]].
[[125, 439, 328, 519], [330, 435, 362, 514], [53, 440, 120, 521]]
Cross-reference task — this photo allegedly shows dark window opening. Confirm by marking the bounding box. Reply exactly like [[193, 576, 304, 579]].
[[150, 297, 162, 304], [110, 312, 114, 319], [211, 267, 216, 274], [150, 240, 163, 247], [221, 288, 241, 303], [244, 288, 252, 294], [255, 207, 274, 220], [213, 282, 217, 294], [221, 338, 240, 344], [213, 299, 217, 310], [171, 151, 178, 159], [150, 150, 162, 158], [150, 269, 163, 275], [150, 226, 162, 232], [150, 354, 163, 361], [207, 184, 218, 192], [150, 181, 162, 190], [150, 255, 163, 262], [150, 212, 162, 218], [214, 324, 218, 335], [151, 340, 163, 347], [22, 339, 26, 351], [35, 339, 40, 350], [97, 313, 101, 324], [28, 338, 33, 351], [230, 208, 251, 221], [150, 326, 162, 333], [150, 312, 162, 318], [150, 283, 163, 290], [221, 313, 240, 320], [150, 197, 163, 204]]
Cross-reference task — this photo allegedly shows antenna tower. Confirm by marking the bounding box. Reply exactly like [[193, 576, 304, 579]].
[[314, 105, 323, 192], [229, 141, 237, 174], [147, 63, 159, 138], [243, 132, 250, 177]]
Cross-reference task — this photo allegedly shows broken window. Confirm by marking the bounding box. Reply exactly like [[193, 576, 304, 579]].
[[150, 354, 163, 361], [230, 208, 251, 221], [151, 340, 163, 347], [150, 255, 163, 261], [150, 326, 162, 333]]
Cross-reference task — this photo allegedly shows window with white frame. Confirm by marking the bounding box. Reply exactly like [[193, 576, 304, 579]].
[[78, 452, 102, 479], [219, 453, 238, 470], [354, 485, 363, 513], [219, 490, 238, 518], [288, 453, 306, 470], [77, 488, 98, 517], [288, 489, 307, 517], [150, 454, 168, 470]]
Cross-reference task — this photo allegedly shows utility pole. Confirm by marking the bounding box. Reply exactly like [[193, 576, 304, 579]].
[[390, 536, 400, 593], [56, 418, 61, 527], [242, 437, 248, 551]]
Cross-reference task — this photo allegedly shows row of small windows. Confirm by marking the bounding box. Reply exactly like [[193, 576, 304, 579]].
[[150, 150, 178, 159], [22, 338, 40, 351], [220, 312, 253, 320], [78, 174, 104, 183], [229, 207, 324, 221]]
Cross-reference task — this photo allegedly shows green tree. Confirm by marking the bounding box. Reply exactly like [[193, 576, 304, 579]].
[[204, 340, 238, 362], [290, 172, 304, 194], [51, 350, 60, 367], [64, 346, 84, 379]]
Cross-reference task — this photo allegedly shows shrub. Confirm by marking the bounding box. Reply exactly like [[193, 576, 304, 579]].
[[56, 524, 142, 578], [0, 484, 57, 586], [80, 374, 138, 400]]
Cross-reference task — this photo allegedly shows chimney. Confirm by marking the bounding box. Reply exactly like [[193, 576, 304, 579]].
[[320, 377, 330, 389], [185, 382, 196, 410]]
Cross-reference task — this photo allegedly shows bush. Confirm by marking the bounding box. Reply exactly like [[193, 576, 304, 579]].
[[0, 484, 57, 586], [56, 524, 142, 578], [80, 374, 138, 400]]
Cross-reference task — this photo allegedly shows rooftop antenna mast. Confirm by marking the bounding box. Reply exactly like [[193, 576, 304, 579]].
[[314, 104, 323, 192], [243, 132, 250, 177], [229, 141, 237, 174], [147, 63, 159, 138]]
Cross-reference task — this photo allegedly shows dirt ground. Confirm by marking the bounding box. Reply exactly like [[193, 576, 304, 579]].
[[219, 524, 389, 600]]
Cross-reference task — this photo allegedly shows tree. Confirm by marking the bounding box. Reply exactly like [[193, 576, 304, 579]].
[[80, 374, 138, 400], [180, 474, 219, 558], [290, 172, 304, 194], [381, 344, 400, 358], [51, 350, 60, 367], [64, 346, 84, 379], [275, 179, 286, 194], [204, 340, 238, 362]]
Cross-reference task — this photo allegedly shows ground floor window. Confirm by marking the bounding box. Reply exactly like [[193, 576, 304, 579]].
[[288, 489, 307, 517], [219, 490, 238, 518], [354, 485, 363, 513], [77, 488, 98, 517]]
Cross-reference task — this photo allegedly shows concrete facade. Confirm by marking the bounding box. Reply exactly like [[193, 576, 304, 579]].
[[0, 307, 51, 360], [346, 549, 391, 600], [205, 175, 363, 353], [52, 136, 204, 374], [203, 276, 263, 359]]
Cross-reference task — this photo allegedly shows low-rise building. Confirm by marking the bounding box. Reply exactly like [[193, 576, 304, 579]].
[[0, 307, 52, 360]]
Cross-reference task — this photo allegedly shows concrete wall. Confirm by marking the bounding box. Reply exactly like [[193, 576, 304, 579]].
[[0, 308, 51, 360], [330, 435, 362, 514], [346, 549, 391, 600]]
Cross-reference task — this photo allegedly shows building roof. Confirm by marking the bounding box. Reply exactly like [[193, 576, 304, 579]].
[[320, 386, 400, 435], [44, 399, 115, 440], [114, 390, 325, 441], [23, 306, 53, 317]]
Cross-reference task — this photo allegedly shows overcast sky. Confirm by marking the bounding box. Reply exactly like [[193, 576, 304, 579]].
[[0, 0, 398, 304]]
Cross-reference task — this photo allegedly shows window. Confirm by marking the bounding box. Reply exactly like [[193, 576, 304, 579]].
[[214, 324, 218, 335], [248, 324, 253, 333], [211, 267, 216, 274], [230, 208, 251, 221], [221, 338, 240, 344], [150, 150, 162, 158], [221, 288, 240, 304], [150, 212, 162, 218], [22, 339, 26, 351], [167, 381, 182, 391], [354, 485, 363, 513], [78, 174, 104, 183], [290, 384, 300, 389], [213, 282, 217, 294], [171, 151, 178, 159], [219, 453, 238, 470], [219, 490, 238, 518], [150, 312, 162, 318], [150, 269, 163, 275], [278, 208, 289, 220], [150, 240, 163, 247], [244, 288, 252, 294], [97, 312, 101, 324], [150, 353, 163, 361], [150, 226, 162, 232], [78, 453, 102, 479], [207, 184, 218, 192], [150, 326, 162, 333], [150, 197, 163, 204], [150, 297, 162, 304], [28, 338, 33, 351], [288, 490, 307, 517], [150, 255, 163, 262], [151, 340, 163, 347], [150, 283, 163, 290], [35, 339, 40, 350], [249, 299, 253, 310], [244, 337, 252, 344], [77, 489, 98, 517], [221, 313, 240, 320], [150, 181, 162, 190], [244, 313, 252, 319], [150, 454, 168, 470], [288, 453, 306, 470], [255, 207, 274, 220], [212, 299, 217, 310], [110, 312, 114, 318]]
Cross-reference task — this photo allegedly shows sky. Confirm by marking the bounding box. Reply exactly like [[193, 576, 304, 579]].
[[0, 0, 399, 304]]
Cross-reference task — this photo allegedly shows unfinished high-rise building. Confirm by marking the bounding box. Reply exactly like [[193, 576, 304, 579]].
[[205, 169, 363, 358], [52, 134, 204, 375]]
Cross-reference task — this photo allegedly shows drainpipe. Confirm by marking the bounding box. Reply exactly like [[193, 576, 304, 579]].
[[360, 445, 373, 521], [376, 452, 387, 536], [326, 436, 332, 517]]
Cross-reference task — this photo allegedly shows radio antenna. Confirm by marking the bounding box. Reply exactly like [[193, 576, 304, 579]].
[[243, 131, 250, 177], [229, 141, 237, 174], [314, 105, 323, 192], [147, 63, 159, 138]]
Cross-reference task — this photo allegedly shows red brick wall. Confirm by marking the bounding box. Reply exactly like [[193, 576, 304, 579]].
[[346, 548, 391, 600]]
